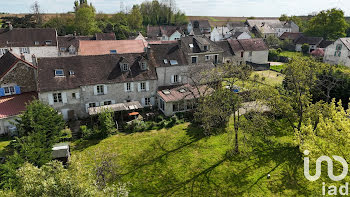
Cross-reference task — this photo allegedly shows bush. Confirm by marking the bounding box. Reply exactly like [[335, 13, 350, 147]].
[[268, 49, 280, 61], [80, 125, 94, 139], [301, 43, 310, 54], [59, 128, 72, 142], [98, 109, 116, 137]]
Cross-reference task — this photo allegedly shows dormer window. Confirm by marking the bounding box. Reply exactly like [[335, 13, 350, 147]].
[[69, 70, 75, 76], [45, 40, 52, 45], [204, 45, 208, 51], [55, 69, 64, 76], [141, 62, 147, 70], [122, 63, 129, 71]]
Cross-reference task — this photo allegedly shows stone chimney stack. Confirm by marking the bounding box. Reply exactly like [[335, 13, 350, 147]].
[[9, 23, 13, 31], [32, 54, 37, 66], [20, 53, 25, 60]]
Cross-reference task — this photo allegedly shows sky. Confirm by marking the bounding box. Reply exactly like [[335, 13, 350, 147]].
[[0, 0, 349, 17]]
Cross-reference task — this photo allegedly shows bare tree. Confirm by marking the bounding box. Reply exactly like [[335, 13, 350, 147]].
[[30, 1, 43, 26]]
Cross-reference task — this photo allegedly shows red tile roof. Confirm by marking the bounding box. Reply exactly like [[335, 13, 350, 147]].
[[78, 40, 146, 55], [0, 92, 38, 119]]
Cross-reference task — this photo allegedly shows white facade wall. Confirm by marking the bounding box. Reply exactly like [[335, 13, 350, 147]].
[[39, 80, 158, 119], [0, 116, 16, 135], [156, 65, 190, 87], [237, 32, 252, 40], [324, 39, 350, 67], [168, 31, 182, 41], [0, 46, 58, 63], [244, 50, 269, 64]]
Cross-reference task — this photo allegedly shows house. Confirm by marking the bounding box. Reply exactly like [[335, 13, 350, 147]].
[[279, 32, 303, 43], [147, 26, 184, 41], [295, 36, 323, 53], [210, 26, 231, 41], [157, 84, 212, 116], [246, 19, 299, 38], [216, 38, 269, 65], [37, 53, 158, 120], [0, 27, 58, 63], [187, 20, 211, 36], [58, 33, 117, 56], [180, 35, 224, 65], [227, 21, 250, 33], [0, 52, 38, 134], [324, 38, 350, 67], [78, 40, 147, 56], [231, 32, 252, 40]]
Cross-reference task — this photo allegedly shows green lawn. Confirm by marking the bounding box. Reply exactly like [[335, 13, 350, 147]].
[[71, 121, 312, 196], [0, 138, 11, 157], [252, 70, 285, 86], [279, 51, 305, 58], [270, 64, 286, 72]]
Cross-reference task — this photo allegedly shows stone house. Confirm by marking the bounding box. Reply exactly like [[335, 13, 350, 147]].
[[147, 26, 184, 41], [0, 27, 58, 63], [210, 27, 231, 41], [187, 20, 211, 36], [0, 52, 38, 134], [295, 36, 323, 53], [37, 53, 158, 120], [180, 36, 224, 65], [246, 19, 299, 38], [216, 38, 269, 65], [324, 38, 350, 67]]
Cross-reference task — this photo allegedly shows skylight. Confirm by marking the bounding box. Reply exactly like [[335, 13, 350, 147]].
[[55, 69, 64, 76], [110, 50, 117, 54], [162, 90, 171, 95], [163, 59, 168, 64], [189, 44, 194, 48], [170, 60, 178, 65]]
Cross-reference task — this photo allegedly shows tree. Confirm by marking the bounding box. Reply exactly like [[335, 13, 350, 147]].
[[305, 8, 348, 40], [74, 6, 100, 35], [44, 15, 75, 36], [301, 43, 310, 54], [279, 14, 289, 21], [98, 109, 116, 138], [14, 100, 65, 167], [128, 5, 143, 30], [30, 1, 43, 26], [265, 35, 280, 48]]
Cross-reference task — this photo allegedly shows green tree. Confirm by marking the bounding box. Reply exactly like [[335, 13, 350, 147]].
[[128, 5, 143, 30], [14, 100, 65, 166], [74, 6, 100, 35], [98, 109, 116, 137], [301, 43, 310, 54], [265, 35, 280, 48], [306, 8, 348, 40], [0, 152, 24, 189], [279, 14, 289, 21]]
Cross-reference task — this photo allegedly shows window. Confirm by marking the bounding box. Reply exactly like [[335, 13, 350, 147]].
[[173, 75, 179, 83], [60, 47, 66, 52], [97, 85, 104, 95], [203, 45, 208, 51], [4, 86, 15, 95], [45, 40, 52, 45], [0, 48, 8, 55], [173, 103, 178, 112], [214, 54, 218, 64], [53, 93, 62, 103], [336, 44, 342, 51], [72, 93, 76, 98], [145, 98, 151, 106], [20, 47, 30, 54], [141, 62, 147, 70], [122, 63, 129, 71], [69, 47, 76, 54], [140, 82, 146, 91], [334, 51, 341, 57], [191, 56, 197, 64], [104, 101, 112, 105], [55, 69, 64, 76], [69, 70, 75, 76], [110, 50, 117, 54], [34, 41, 40, 46], [249, 51, 252, 57], [241, 52, 244, 58], [160, 99, 165, 111], [126, 83, 131, 91], [205, 55, 210, 61], [89, 103, 96, 108]]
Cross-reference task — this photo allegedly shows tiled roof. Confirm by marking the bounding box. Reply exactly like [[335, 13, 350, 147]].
[[190, 20, 211, 29], [147, 26, 161, 38], [280, 32, 303, 42], [340, 38, 350, 50], [158, 84, 212, 102], [295, 36, 323, 45], [147, 26, 183, 38], [95, 33, 116, 40], [0, 92, 38, 119], [247, 20, 289, 29], [149, 43, 188, 67], [0, 51, 36, 79], [0, 28, 57, 47], [57, 36, 93, 51], [78, 40, 146, 55], [180, 36, 223, 53], [37, 53, 157, 92], [319, 40, 334, 48], [215, 41, 234, 56], [227, 38, 268, 52]]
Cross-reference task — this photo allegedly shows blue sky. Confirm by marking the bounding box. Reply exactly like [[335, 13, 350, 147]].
[[0, 0, 349, 17]]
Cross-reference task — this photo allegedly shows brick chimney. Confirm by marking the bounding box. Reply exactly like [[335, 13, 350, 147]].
[[8, 23, 13, 31]]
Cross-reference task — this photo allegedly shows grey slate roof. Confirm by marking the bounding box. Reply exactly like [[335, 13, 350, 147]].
[[180, 36, 223, 54], [37, 53, 157, 92], [190, 20, 211, 29], [149, 43, 188, 67], [340, 38, 350, 50], [295, 36, 323, 45], [0, 28, 58, 47]]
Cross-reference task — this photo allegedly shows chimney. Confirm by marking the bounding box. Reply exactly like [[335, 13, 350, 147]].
[[32, 54, 37, 66], [20, 53, 25, 60], [74, 31, 77, 36], [9, 23, 13, 31]]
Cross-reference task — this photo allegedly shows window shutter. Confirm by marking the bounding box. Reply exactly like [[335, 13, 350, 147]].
[[0, 88, 5, 97], [150, 97, 155, 106], [93, 86, 98, 95], [104, 85, 108, 95], [124, 83, 127, 92], [85, 103, 90, 113], [62, 92, 68, 104], [111, 100, 116, 104], [76, 92, 80, 99], [131, 82, 134, 91], [171, 75, 174, 83], [138, 83, 141, 92], [15, 86, 21, 94], [178, 75, 182, 83], [146, 82, 150, 91], [95, 102, 100, 107], [141, 98, 145, 106], [48, 94, 54, 105]]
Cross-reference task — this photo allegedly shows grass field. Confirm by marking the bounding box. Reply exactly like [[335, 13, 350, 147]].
[[253, 70, 285, 86], [71, 120, 310, 196]]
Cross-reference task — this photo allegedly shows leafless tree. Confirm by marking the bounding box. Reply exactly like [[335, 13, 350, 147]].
[[30, 1, 43, 26]]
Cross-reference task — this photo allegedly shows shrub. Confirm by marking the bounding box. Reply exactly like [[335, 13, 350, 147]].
[[268, 49, 280, 61], [301, 43, 310, 54], [98, 109, 116, 137], [59, 128, 72, 142]]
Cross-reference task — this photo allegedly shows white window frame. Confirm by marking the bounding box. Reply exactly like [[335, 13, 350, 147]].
[[4, 86, 15, 96], [104, 101, 112, 106], [141, 62, 147, 70], [89, 102, 96, 108], [159, 98, 165, 111], [0, 48, 8, 55], [96, 85, 104, 95], [45, 40, 52, 45], [55, 69, 64, 77], [122, 63, 129, 71], [126, 82, 131, 92], [53, 93, 63, 103], [20, 47, 30, 54], [173, 75, 179, 83], [205, 55, 211, 61], [140, 82, 146, 91]]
